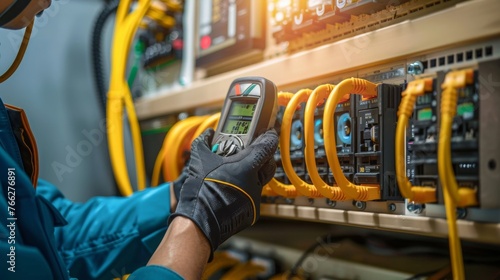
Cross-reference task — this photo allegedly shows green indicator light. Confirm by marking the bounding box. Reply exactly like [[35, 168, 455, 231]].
[[457, 102, 475, 120], [417, 108, 433, 121]]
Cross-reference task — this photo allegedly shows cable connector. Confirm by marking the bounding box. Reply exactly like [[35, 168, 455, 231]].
[[395, 78, 437, 203], [324, 78, 380, 201], [441, 69, 474, 116]]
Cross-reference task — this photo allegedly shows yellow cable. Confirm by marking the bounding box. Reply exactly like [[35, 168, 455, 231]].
[[158, 0, 183, 12], [151, 116, 206, 186], [146, 5, 175, 29], [164, 116, 208, 181], [281, 88, 323, 197], [192, 112, 221, 142], [395, 78, 437, 203], [304, 84, 348, 201], [439, 69, 478, 207], [0, 21, 33, 83], [267, 92, 299, 198], [107, 0, 151, 196], [323, 78, 380, 201], [220, 261, 266, 280], [261, 185, 278, 196], [115, 0, 132, 24], [202, 251, 240, 280], [152, 118, 188, 186], [439, 69, 477, 280]]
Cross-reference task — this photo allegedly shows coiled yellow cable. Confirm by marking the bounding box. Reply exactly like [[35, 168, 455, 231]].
[[163, 115, 208, 181], [151, 116, 207, 186], [395, 78, 437, 203], [107, 0, 151, 196], [192, 112, 220, 142], [267, 92, 299, 198], [281, 88, 323, 197], [304, 84, 347, 201], [0, 21, 33, 83], [324, 78, 380, 201]]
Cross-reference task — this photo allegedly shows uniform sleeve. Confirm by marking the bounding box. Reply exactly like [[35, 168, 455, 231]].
[[36, 179, 173, 280], [129, 265, 184, 279]]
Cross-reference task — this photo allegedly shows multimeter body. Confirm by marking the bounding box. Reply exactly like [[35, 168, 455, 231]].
[[211, 76, 278, 156]]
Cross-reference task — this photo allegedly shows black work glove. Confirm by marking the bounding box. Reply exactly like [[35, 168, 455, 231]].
[[172, 165, 189, 200], [169, 128, 278, 259]]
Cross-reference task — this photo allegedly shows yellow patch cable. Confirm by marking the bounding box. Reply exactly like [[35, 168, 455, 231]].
[[191, 112, 221, 142], [267, 92, 299, 198], [151, 116, 207, 186], [163, 115, 208, 181], [323, 78, 380, 201], [107, 0, 151, 196], [439, 69, 478, 280], [281, 88, 323, 198], [304, 84, 348, 201], [395, 78, 437, 203], [107, 0, 181, 195], [145, 1, 176, 29]]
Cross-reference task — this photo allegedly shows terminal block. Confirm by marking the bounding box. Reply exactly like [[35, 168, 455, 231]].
[[355, 84, 402, 200], [448, 70, 480, 202], [407, 76, 441, 201]]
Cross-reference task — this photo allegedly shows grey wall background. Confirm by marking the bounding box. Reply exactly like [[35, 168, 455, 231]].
[[0, 0, 126, 201]]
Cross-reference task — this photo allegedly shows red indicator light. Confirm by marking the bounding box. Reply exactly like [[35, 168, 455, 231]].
[[200, 35, 211, 50]]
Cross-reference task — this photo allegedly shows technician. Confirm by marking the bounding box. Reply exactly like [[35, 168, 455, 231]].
[[0, 1, 278, 279]]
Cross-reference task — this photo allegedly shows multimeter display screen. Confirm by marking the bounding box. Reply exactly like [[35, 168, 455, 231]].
[[222, 100, 257, 134]]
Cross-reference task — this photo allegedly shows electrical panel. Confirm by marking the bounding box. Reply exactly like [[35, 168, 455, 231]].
[[195, 0, 266, 69], [134, 0, 500, 278]]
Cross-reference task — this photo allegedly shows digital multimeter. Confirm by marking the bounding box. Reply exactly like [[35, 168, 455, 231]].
[[211, 76, 278, 156]]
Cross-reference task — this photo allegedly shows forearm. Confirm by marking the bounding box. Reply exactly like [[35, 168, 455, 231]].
[[147, 216, 211, 280], [36, 179, 176, 279]]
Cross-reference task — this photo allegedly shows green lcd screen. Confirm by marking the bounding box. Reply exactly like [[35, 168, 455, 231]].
[[222, 101, 257, 134]]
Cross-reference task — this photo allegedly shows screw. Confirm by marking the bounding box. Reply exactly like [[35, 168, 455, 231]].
[[285, 198, 295, 204], [326, 199, 336, 207], [456, 208, 467, 219], [407, 61, 424, 75], [407, 202, 425, 214], [354, 201, 366, 210], [388, 203, 396, 212]]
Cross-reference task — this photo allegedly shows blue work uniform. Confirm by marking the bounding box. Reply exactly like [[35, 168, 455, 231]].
[[0, 98, 183, 279]]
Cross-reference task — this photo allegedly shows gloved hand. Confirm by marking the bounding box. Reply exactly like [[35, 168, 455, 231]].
[[172, 165, 189, 200], [169, 128, 278, 259]]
